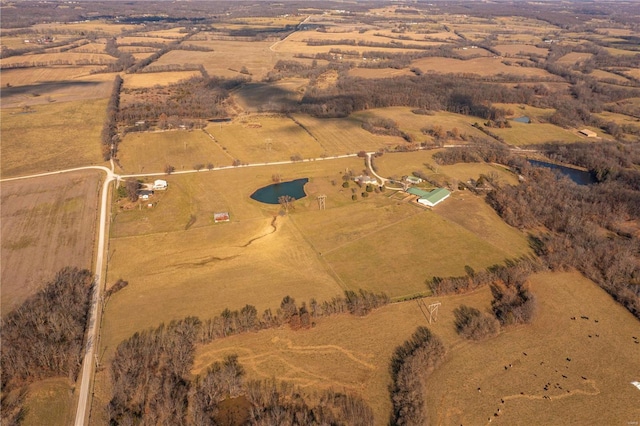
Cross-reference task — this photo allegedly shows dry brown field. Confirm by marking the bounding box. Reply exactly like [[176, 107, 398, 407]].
[[493, 44, 548, 57], [590, 69, 631, 84], [605, 46, 640, 56], [624, 68, 640, 79], [233, 77, 310, 112], [0, 66, 113, 90], [290, 113, 403, 154], [204, 114, 324, 163], [556, 52, 594, 65], [0, 52, 116, 67], [489, 122, 584, 145], [69, 42, 107, 54], [116, 36, 175, 45], [22, 377, 75, 426], [409, 57, 557, 79], [1, 99, 108, 176], [149, 41, 282, 80], [143, 28, 188, 39], [0, 170, 101, 314], [121, 70, 202, 89], [32, 22, 138, 35], [188, 270, 639, 425], [117, 128, 233, 173], [348, 67, 413, 79]]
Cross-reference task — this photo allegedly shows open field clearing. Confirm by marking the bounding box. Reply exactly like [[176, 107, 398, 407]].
[[149, 41, 280, 80], [291, 113, 404, 153], [410, 57, 557, 79], [190, 271, 636, 424], [1, 170, 101, 314], [117, 129, 232, 174], [1, 99, 108, 177], [589, 70, 629, 83], [32, 21, 138, 35], [594, 111, 640, 128], [493, 44, 548, 57], [624, 68, 640, 79], [116, 36, 176, 45], [321, 201, 521, 297], [556, 52, 593, 65], [143, 28, 188, 39], [121, 70, 201, 89], [349, 67, 413, 79], [205, 114, 324, 163], [22, 377, 74, 426], [103, 160, 369, 355], [373, 149, 520, 186], [0, 66, 112, 90], [233, 77, 310, 112], [489, 122, 584, 145], [0, 52, 116, 68], [351, 107, 490, 143], [492, 103, 556, 122], [426, 271, 640, 425]]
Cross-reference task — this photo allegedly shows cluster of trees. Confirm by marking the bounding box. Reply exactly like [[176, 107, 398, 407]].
[[438, 143, 639, 319], [1, 268, 93, 425], [490, 278, 537, 326], [198, 290, 389, 344], [389, 326, 446, 426], [109, 315, 377, 424], [453, 305, 500, 340], [118, 75, 246, 126], [100, 75, 123, 160]]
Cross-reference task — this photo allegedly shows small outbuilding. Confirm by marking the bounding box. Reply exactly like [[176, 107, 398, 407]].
[[579, 129, 597, 138], [354, 175, 378, 186], [513, 116, 531, 124], [405, 176, 423, 184], [153, 179, 168, 190]]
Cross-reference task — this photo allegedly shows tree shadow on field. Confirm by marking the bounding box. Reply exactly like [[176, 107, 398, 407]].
[[2, 80, 101, 98], [235, 82, 302, 112]]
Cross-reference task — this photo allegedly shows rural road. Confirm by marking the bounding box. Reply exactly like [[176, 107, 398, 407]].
[[0, 151, 378, 425], [269, 15, 311, 52]]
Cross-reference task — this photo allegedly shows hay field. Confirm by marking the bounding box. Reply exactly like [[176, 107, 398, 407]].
[[604, 47, 640, 56], [624, 68, 640, 79], [205, 114, 324, 163], [590, 69, 630, 84], [556, 52, 593, 65], [116, 36, 175, 45], [489, 122, 583, 145], [122, 70, 201, 89], [149, 41, 280, 80], [233, 78, 310, 112], [0, 52, 116, 68], [192, 271, 638, 424], [426, 271, 640, 425], [22, 377, 74, 426], [0, 66, 111, 89], [291, 113, 403, 154], [1, 171, 101, 314], [351, 108, 489, 143], [32, 22, 137, 35], [1, 99, 108, 177], [102, 159, 365, 355], [594, 111, 640, 128], [410, 57, 556, 79], [493, 44, 548, 57], [117, 129, 232, 174]]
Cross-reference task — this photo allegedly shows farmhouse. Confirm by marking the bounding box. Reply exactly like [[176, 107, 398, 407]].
[[579, 129, 597, 138], [152, 179, 168, 190], [137, 189, 154, 200], [407, 187, 451, 207], [355, 175, 378, 186]]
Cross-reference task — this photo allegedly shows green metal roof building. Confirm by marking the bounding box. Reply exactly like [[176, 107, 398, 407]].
[[407, 187, 451, 207]]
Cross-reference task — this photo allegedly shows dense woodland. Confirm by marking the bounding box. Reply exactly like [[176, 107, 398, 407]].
[[1, 268, 94, 425]]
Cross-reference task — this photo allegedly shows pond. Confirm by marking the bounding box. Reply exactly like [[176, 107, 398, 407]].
[[528, 160, 595, 186], [250, 178, 309, 204]]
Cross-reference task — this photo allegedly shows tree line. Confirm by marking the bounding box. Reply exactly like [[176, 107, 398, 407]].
[[1, 267, 94, 425]]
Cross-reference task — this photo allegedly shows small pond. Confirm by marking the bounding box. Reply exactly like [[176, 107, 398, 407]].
[[250, 178, 309, 204], [528, 160, 595, 186]]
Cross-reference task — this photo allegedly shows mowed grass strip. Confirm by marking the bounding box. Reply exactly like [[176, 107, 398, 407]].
[[205, 115, 325, 163], [117, 129, 231, 174], [1, 99, 107, 177]]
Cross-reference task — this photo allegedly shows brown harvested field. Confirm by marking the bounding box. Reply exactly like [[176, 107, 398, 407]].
[[32, 22, 138, 35], [116, 129, 232, 173], [491, 103, 556, 121], [556, 52, 593, 65], [121, 70, 202, 89], [290, 113, 404, 154], [191, 271, 639, 424], [0, 66, 113, 91], [0, 52, 116, 67], [493, 44, 548, 56], [1, 99, 108, 177], [204, 114, 325, 163], [604, 47, 640, 56], [69, 42, 107, 54], [0, 170, 101, 314], [233, 78, 310, 112], [426, 271, 640, 425], [410, 57, 557, 79], [590, 69, 631, 84], [148, 41, 281, 80], [143, 28, 188, 39]]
